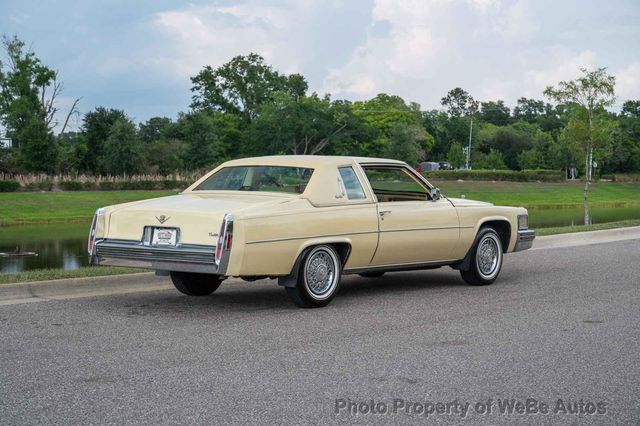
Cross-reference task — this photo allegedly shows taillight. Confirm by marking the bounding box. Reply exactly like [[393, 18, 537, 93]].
[[87, 208, 104, 257], [215, 213, 233, 265], [87, 214, 98, 256]]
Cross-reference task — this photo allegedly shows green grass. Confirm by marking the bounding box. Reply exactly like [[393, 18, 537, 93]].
[[536, 219, 640, 236], [0, 182, 638, 227], [0, 190, 178, 226], [432, 180, 640, 208], [0, 266, 150, 285]]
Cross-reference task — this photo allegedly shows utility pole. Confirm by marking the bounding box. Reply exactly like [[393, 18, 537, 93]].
[[466, 118, 473, 169]]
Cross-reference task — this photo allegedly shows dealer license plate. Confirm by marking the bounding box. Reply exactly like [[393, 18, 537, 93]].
[[152, 228, 177, 246]]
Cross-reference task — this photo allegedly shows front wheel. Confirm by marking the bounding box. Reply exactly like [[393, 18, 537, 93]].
[[170, 272, 223, 296], [460, 227, 503, 286], [285, 245, 342, 308]]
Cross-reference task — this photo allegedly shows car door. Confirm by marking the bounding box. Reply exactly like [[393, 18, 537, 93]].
[[362, 165, 460, 266]]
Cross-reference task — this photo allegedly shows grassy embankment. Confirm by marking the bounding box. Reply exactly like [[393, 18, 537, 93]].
[[1, 182, 639, 226], [0, 190, 178, 226], [431, 180, 640, 209]]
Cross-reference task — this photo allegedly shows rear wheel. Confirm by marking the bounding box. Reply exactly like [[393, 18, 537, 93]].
[[170, 272, 223, 296], [460, 227, 503, 286], [285, 245, 342, 308]]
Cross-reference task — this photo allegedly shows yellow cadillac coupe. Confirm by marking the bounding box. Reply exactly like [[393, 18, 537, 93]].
[[88, 156, 535, 307]]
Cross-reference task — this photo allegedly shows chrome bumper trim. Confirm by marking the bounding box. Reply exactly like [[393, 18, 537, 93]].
[[514, 229, 535, 252], [93, 239, 223, 274]]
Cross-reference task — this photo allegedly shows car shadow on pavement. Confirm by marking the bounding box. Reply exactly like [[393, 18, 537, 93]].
[[83, 268, 470, 317]]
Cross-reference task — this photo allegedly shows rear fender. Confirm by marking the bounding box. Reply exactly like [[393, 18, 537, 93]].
[[278, 237, 352, 288]]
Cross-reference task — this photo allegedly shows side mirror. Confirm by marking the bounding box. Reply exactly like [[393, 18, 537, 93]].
[[432, 187, 441, 201]]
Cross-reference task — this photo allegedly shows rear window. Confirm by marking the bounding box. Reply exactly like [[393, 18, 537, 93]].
[[194, 166, 314, 194]]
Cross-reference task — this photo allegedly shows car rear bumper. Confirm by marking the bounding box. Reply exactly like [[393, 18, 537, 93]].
[[514, 229, 535, 252], [92, 239, 227, 274]]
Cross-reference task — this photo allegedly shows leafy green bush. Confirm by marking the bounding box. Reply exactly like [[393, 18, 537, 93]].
[[612, 173, 640, 183], [25, 180, 53, 191], [59, 180, 84, 191], [423, 169, 564, 182], [160, 179, 190, 190], [0, 180, 20, 192]]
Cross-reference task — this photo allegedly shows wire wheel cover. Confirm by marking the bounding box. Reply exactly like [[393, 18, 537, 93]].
[[477, 236, 500, 277], [305, 250, 336, 296]]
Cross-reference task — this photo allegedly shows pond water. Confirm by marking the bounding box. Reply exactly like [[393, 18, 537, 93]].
[[1, 204, 639, 272]]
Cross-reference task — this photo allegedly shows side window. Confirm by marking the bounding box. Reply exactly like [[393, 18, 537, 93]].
[[338, 167, 366, 200], [362, 166, 430, 202], [363, 167, 428, 194]]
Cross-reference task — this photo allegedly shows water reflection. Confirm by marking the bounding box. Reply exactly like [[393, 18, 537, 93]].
[[0, 222, 90, 273]]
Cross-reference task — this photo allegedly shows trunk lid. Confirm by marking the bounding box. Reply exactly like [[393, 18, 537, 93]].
[[106, 192, 292, 245]]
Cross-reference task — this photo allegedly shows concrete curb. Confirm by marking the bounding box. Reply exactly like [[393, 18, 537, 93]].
[[1, 226, 639, 304], [0, 272, 172, 304], [531, 225, 640, 251]]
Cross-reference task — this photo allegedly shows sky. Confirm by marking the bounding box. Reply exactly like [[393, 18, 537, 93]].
[[1, 0, 639, 131]]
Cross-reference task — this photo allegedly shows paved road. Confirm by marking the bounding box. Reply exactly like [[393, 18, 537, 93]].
[[1, 239, 639, 425]]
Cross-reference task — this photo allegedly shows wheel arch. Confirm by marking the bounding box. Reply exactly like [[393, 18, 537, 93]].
[[477, 218, 511, 252], [457, 218, 511, 272], [278, 238, 352, 288]]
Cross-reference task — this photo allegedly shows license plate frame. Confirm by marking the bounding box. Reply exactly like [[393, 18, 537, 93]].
[[151, 227, 178, 246]]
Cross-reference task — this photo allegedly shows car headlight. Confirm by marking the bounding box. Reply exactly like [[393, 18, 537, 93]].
[[517, 214, 528, 230]]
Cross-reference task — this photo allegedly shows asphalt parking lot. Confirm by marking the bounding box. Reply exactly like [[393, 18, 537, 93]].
[[1, 238, 639, 424]]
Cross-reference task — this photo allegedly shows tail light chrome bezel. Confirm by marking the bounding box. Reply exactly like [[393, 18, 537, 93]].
[[215, 213, 234, 266], [88, 208, 105, 258]]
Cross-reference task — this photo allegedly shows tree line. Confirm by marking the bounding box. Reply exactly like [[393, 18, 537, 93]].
[[1, 35, 639, 177]]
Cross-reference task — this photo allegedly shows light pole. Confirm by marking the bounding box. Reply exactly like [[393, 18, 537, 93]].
[[465, 118, 473, 169]]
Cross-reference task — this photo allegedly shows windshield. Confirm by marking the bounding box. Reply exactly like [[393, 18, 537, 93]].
[[194, 166, 314, 194]]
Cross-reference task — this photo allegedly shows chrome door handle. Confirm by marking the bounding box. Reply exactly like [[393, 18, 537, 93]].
[[379, 210, 392, 217]]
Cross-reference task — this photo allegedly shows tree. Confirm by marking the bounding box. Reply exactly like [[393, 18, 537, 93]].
[[513, 98, 545, 122], [385, 124, 432, 165], [170, 111, 237, 170], [440, 88, 478, 118], [447, 142, 465, 169], [102, 117, 145, 175], [146, 139, 185, 174], [57, 131, 86, 173], [474, 149, 507, 170], [476, 122, 544, 170], [190, 53, 308, 123], [607, 100, 640, 172], [352, 93, 430, 158], [441, 88, 478, 168], [0, 35, 79, 172], [544, 68, 616, 223], [81, 107, 126, 173], [250, 92, 347, 155], [139, 117, 173, 145], [480, 100, 511, 125]]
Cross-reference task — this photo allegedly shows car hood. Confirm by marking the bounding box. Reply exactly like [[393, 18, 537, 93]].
[[446, 197, 493, 207]]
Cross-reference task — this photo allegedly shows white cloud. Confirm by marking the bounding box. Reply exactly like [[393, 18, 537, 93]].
[[151, 1, 311, 80], [110, 0, 640, 115], [616, 62, 640, 101]]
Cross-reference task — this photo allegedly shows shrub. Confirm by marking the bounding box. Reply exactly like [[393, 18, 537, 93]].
[[59, 180, 84, 191], [612, 173, 640, 183], [423, 169, 564, 182], [0, 180, 20, 192], [25, 180, 53, 191]]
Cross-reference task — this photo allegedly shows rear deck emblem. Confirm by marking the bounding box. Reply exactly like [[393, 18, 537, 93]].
[[155, 215, 170, 224]]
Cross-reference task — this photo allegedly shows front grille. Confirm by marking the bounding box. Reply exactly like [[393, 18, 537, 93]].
[[95, 239, 215, 264]]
